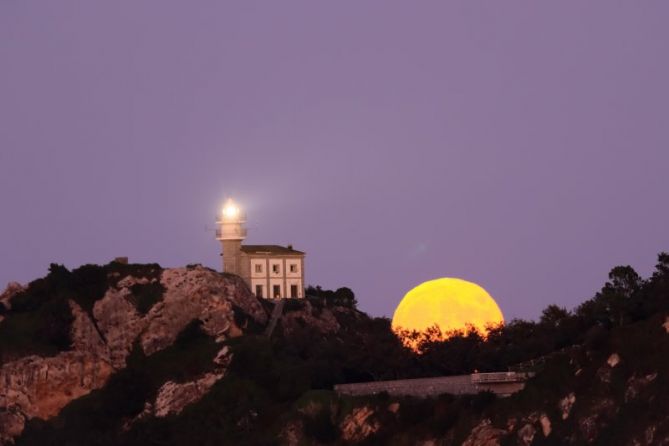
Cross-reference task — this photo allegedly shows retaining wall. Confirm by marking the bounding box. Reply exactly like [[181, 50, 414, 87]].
[[334, 374, 526, 398]]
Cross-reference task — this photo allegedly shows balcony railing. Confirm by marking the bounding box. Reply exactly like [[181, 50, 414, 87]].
[[215, 212, 247, 223], [215, 228, 247, 239]]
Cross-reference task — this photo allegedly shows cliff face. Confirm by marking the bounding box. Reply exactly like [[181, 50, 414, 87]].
[[0, 265, 266, 444], [0, 300, 113, 443]]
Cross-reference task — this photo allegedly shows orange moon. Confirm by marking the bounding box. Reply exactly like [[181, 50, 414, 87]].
[[392, 278, 504, 345]]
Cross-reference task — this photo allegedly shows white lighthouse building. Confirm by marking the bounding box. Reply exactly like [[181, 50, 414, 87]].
[[216, 198, 305, 299]]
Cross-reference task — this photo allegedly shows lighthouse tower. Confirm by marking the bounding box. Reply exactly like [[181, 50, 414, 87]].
[[216, 198, 247, 276]]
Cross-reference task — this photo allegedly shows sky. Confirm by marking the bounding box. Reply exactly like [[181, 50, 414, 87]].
[[1, 1, 668, 321]]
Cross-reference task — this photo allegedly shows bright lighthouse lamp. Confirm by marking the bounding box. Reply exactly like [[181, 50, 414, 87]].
[[222, 199, 240, 220]]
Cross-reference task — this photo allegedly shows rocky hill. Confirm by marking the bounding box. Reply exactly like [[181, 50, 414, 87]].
[[0, 263, 265, 444], [0, 255, 668, 445]]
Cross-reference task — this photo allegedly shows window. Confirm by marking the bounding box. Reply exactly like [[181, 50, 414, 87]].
[[290, 285, 298, 298], [255, 264, 263, 273], [255, 285, 263, 298], [290, 264, 298, 273], [273, 285, 281, 298], [272, 264, 280, 274]]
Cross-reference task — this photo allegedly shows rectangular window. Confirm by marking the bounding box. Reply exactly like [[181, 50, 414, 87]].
[[273, 285, 281, 298], [272, 264, 280, 274], [290, 264, 298, 273], [255, 264, 262, 273], [290, 285, 298, 298], [255, 285, 263, 298]]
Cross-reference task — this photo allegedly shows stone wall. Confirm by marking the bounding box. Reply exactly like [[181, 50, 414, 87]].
[[334, 374, 526, 398]]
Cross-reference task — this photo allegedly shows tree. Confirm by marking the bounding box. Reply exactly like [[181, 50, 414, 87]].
[[305, 285, 357, 308], [539, 305, 571, 328], [334, 287, 357, 308], [657, 252, 669, 271], [604, 265, 642, 298]]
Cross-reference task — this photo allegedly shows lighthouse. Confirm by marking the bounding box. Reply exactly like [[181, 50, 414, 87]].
[[215, 198, 306, 299], [216, 198, 247, 276]]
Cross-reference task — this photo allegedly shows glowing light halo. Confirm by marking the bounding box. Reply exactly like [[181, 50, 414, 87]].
[[391, 278, 504, 348], [222, 198, 240, 219]]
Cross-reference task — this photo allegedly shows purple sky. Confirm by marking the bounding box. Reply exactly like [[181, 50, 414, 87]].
[[1, 2, 668, 321]]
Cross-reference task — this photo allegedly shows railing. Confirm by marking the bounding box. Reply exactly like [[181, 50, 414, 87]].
[[335, 371, 533, 398], [215, 212, 247, 223], [264, 299, 285, 338], [215, 228, 247, 239], [470, 371, 534, 384]]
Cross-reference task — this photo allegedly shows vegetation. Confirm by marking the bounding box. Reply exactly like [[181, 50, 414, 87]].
[[0, 262, 164, 363], [305, 286, 358, 309], [9, 252, 669, 444], [408, 253, 669, 375], [127, 282, 166, 315], [18, 321, 219, 446]]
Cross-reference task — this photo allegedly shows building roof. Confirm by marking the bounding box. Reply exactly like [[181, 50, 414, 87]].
[[240, 244, 305, 256]]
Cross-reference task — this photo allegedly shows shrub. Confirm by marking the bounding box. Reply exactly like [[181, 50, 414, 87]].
[[128, 282, 165, 315], [304, 405, 339, 443], [0, 265, 78, 361]]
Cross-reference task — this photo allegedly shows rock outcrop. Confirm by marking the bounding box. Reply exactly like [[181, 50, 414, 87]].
[[0, 283, 24, 311], [560, 392, 576, 420], [0, 283, 24, 326], [462, 419, 507, 446], [516, 422, 536, 446], [143, 345, 232, 419], [94, 267, 265, 369], [0, 301, 113, 444], [539, 413, 552, 437], [339, 406, 380, 443], [0, 266, 266, 444]]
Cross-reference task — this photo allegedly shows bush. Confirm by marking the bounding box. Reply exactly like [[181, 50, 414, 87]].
[[128, 282, 165, 315], [0, 297, 73, 361], [304, 405, 339, 443], [0, 265, 79, 361], [305, 285, 357, 309]]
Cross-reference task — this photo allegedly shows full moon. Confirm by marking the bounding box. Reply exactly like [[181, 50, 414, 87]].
[[392, 278, 504, 345]]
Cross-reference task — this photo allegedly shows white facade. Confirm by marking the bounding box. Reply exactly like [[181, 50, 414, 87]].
[[244, 253, 305, 299]]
